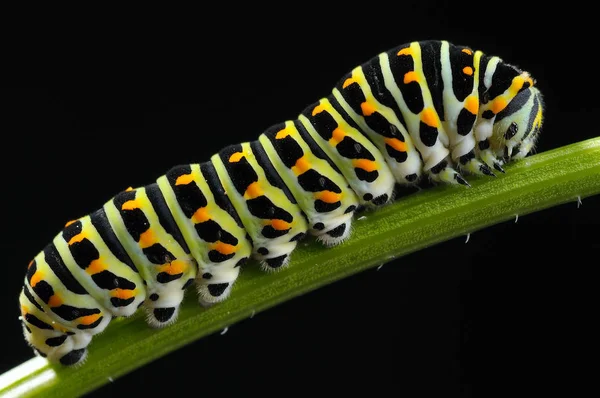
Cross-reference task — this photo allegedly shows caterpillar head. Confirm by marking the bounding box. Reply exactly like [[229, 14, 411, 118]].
[[491, 86, 544, 161]]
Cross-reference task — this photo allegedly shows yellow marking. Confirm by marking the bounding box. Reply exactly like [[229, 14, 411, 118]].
[[491, 97, 507, 114], [175, 174, 194, 185], [111, 288, 136, 300], [509, 75, 526, 95], [384, 137, 407, 153], [329, 127, 345, 146], [342, 77, 357, 88], [535, 107, 543, 126], [292, 156, 310, 175], [157, 259, 187, 275], [192, 207, 210, 223], [462, 66, 473, 76], [244, 181, 263, 199], [360, 101, 377, 116], [125, 186, 134, 192], [47, 295, 62, 307], [420, 108, 439, 128], [271, 219, 290, 231], [352, 159, 378, 172], [85, 259, 105, 275], [462, 48, 473, 55], [78, 313, 101, 326], [403, 71, 418, 84], [213, 241, 237, 255], [525, 76, 534, 87], [121, 199, 139, 211], [317, 191, 341, 204], [465, 95, 479, 115], [275, 127, 291, 139], [65, 219, 77, 227], [29, 271, 43, 287], [138, 229, 156, 248], [68, 232, 87, 245], [228, 152, 245, 163], [397, 47, 412, 56], [311, 103, 325, 116]]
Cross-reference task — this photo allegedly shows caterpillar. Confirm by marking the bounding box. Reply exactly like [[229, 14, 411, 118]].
[[18, 39, 544, 366]]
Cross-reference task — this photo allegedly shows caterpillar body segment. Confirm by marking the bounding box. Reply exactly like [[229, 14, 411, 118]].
[[212, 142, 309, 271], [158, 163, 252, 307], [332, 65, 424, 186], [258, 121, 360, 246], [298, 101, 397, 207], [19, 40, 544, 366]]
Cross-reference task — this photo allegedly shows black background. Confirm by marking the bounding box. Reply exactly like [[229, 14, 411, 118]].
[[1, 4, 598, 397]]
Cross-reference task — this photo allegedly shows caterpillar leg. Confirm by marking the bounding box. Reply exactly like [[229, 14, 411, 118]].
[[477, 140, 506, 173], [428, 158, 470, 186], [457, 149, 496, 177], [314, 217, 353, 247], [142, 285, 189, 328], [255, 240, 297, 271], [196, 282, 238, 308]]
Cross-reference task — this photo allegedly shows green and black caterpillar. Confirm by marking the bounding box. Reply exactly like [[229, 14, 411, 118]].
[[19, 40, 544, 366]]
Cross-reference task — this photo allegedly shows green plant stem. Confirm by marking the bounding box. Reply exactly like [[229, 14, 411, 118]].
[[2, 137, 600, 398]]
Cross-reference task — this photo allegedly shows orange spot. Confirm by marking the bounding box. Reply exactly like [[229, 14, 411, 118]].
[[78, 313, 101, 326], [293, 156, 310, 175], [397, 47, 412, 56], [213, 241, 237, 255], [192, 207, 210, 223], [360, 101, 376, 116], [403, 71, 418, 84], [329, 127, 345, 145], [462, 66, 473, 76], [420, 108, 439, 128], [228, 152, 245, 163], [311, 104, 325, 116], [20, 305, 28, 317], [85, 259, 105, 275], [111, 288, 135, 300], [121, 199, 139, 211], [352, 159, 377, 172], [244, 181, 262, 199], [175, 174, 194, 185], [65, 219, 76, 227], [158, 259, 187, 275], [384, 137, 407, 153], [491, 97, 507, 114], [68, 232, 87, 245], [465, 95, 479, 115], [125, 186, 134, 192], [462, 48, 473, 55], [47, 295, 63, 307], [342, 77, 357, 88], [29, 271, 43, 287], [271, 219, 290, 231], [138, 229, 156, 248], [317, 191, 341, 204], [275, 127, 291, 139]]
